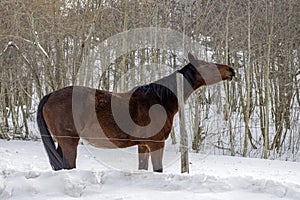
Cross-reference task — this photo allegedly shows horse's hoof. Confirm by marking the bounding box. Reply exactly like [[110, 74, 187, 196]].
[[154, 169, 163, 173]]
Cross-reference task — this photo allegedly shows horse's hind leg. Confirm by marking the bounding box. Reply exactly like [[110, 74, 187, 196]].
[[56, 137, 79, 169], [138, 145, 150, 170]]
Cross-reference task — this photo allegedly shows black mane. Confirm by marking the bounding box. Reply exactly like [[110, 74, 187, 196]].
[[135, 82, 175, 102], [177, 63, 201, 90], [130, 63, 200, 112]]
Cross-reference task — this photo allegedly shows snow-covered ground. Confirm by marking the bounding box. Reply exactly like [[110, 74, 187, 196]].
[[0, 140, 300, 200]]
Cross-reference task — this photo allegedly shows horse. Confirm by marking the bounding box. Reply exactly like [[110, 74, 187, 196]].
[[37, 53, 235, 172]]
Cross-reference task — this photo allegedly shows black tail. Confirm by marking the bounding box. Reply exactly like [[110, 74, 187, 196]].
[[37, 94, 63, 170]]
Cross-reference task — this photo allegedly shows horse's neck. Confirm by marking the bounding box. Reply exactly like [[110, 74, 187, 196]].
[[177, 63, 206, 100], [152, 64, 201, 112]]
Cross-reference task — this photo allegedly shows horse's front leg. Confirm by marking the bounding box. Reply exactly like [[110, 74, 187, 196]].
[[149, 142, 165, 173], [138, 145, 150, 170]]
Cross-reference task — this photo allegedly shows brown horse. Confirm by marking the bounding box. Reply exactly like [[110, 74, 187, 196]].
[[37, 53, 235, 172]]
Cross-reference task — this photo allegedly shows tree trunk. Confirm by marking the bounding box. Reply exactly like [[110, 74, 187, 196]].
[[224, 0, 234, 156], [177, 73, 189, 174], [263, 0, 275, 159]]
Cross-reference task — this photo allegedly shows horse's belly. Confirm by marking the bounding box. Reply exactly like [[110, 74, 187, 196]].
[[78, 124, 134, 149], [79, 129, 118, 149], [81, 138, 135, 149], [81, 138, 118, 149]]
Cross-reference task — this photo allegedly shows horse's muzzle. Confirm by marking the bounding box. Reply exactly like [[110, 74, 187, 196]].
[[227, 67, 236, 80]]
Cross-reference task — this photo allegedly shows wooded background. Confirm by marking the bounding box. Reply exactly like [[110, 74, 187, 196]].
[[0, 0, 299, 161]]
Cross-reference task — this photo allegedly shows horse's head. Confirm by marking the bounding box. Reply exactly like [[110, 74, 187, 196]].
[[188, 53, 235, 86]]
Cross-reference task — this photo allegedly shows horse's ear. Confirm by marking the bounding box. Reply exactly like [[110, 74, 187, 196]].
[[188, 53, 201, 67], [188, 53, 197, 63]]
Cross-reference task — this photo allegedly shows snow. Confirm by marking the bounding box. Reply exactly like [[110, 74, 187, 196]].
[[1, 140, 300, 200]]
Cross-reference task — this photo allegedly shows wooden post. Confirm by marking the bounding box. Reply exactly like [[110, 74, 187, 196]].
[[176, 73, 189, 173]]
